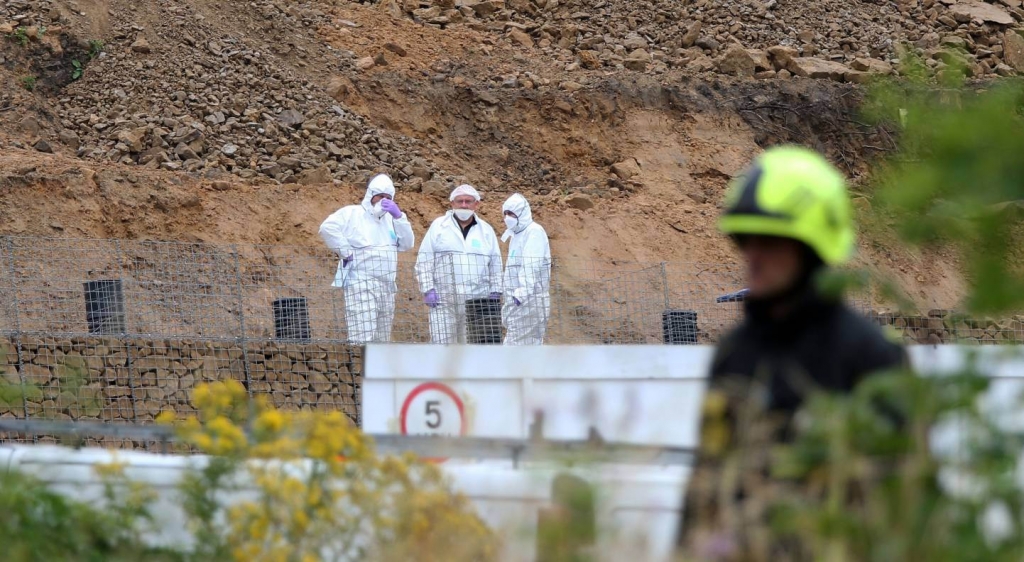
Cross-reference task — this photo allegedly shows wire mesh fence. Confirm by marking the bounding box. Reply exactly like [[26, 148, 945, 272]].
[[4, 235, 1020, 451], [0, 236, 751, 345]]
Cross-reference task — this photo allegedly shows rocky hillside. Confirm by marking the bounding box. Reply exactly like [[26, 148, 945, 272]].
[[0, 0, 990, 308]]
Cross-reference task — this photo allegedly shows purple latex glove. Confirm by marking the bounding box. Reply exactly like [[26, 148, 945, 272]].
[[380, 198, 402, 219], [342, 255, 353, 267], [513, 296, 522, 306], [423, 289, 440, 308], [488, 292, 502, 300]]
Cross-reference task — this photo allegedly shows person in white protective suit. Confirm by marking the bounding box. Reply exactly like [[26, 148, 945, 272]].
[[500, 193, 551, 345], [318, 174, 415, 343], [415, 184, 503, 344]]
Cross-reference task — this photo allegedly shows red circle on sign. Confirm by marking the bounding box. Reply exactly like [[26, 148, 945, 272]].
[[399, 381, 467, 436]]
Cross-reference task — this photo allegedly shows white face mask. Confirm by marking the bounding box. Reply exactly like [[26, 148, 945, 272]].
[[372, 201, 387, 218], [453, 209, 475, 221], [504, 216, 518, 231]]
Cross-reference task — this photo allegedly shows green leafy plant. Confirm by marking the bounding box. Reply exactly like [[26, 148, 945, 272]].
[[10, 27, 28, 47], [0, 469, 178, 561], [20, 76, 36, 91], [88, 39, 104, 58], [864, 64, 1024, 314], [72, 59, 83, 80]]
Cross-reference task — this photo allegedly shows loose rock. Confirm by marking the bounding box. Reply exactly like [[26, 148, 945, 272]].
[[384, 42, 408, 56], [298, 166, 333, 185], [624, 49, 651, 71], [611, 158, 641, 180], [509, 28, 534, 48], [787, 57, 850, 81], [564, 193, 595, 211], [948, 1, 1014, 25], [717, 45, 756, 77], [850, 58, 894, 75], [131, 36, 152, 54], [33, 139, 53, 153]]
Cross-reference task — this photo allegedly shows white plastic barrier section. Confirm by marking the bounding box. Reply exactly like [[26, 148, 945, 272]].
[[361, 344, 713, 561], [4, 345, 1024, 562]]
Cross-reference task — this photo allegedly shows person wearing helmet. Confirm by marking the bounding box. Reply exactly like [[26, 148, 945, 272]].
[[319, 173, 415, 343], [677, 146, 906, 556], [500, 193, 551, 345], [415, 184, 503, 344]]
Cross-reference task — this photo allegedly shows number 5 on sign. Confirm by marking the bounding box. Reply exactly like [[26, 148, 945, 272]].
[[400, 382, 466, 436]]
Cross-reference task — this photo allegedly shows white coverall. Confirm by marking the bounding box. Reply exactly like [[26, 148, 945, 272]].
[[415, 212, 502, 344], [318, 180, 415, 343], [500, 194, 551, 345]]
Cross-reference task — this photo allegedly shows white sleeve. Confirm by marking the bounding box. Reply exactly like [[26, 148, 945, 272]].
[[488, 229, 503, 294], [511, 227, 550, 301], [393, 214, 415, 252], [414, 224, 436, 294], [318, 208, 353, 258]]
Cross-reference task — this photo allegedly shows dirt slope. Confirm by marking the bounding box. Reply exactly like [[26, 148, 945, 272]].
[[0, 0, 975, 309]]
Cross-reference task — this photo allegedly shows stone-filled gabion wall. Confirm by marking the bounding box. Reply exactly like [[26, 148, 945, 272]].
[[869, 310, 1024, 345], [0, 335, 362, 426]]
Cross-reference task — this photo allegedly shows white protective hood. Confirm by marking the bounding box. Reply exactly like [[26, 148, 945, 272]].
[[361, 174, 396, 215], [501, 193, 533, 242]]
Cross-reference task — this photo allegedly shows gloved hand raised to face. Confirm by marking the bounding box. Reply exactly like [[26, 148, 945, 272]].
[[423, 289, 440, 308], [380, 199, 402, 218]]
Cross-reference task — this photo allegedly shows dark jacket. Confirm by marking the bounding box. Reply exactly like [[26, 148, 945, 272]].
[[677, 289, 907, 554], [710, 289, 907, 414]]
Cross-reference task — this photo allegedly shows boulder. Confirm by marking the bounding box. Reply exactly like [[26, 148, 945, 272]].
[[611, 158, 641, 180], [680, 22, 702, 48], [766, 45, 799, 71], [624, 49, 651, 71], [298, 166, 333, 185], [717, 45, 756, 76], [1004, 31, 1024, 72], [131, 36, 152, 54], [850, 57, 894, 75], [116, 128, 147, 153], [948, 1, 1014, 25], [422, 180, 448, 197], [564, 193, 595, 211], [59, 129, 80, 149], [472, 0, 505, 17], [33, 139, 53, 153], [787, 57, 850, 81], [509, 28, 534, 48], [747, 49, 772, 71]]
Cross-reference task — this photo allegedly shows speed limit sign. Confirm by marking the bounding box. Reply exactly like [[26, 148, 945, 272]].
[[399, 382, 466, 436]]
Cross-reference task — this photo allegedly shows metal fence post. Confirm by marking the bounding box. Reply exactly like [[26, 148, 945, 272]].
[[4, 237, 30, 426], [660, 262, 670, 311], [231, 246, 254, 397], [114, 240, 139, 424]]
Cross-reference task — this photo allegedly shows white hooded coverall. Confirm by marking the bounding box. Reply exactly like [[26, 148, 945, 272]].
[[318, 176, 415, 343], [415, 212, 502, 344], [500, 194, 551, 345]]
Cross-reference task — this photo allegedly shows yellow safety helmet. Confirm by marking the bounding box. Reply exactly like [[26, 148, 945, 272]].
[[719, 146, 855, 266]]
